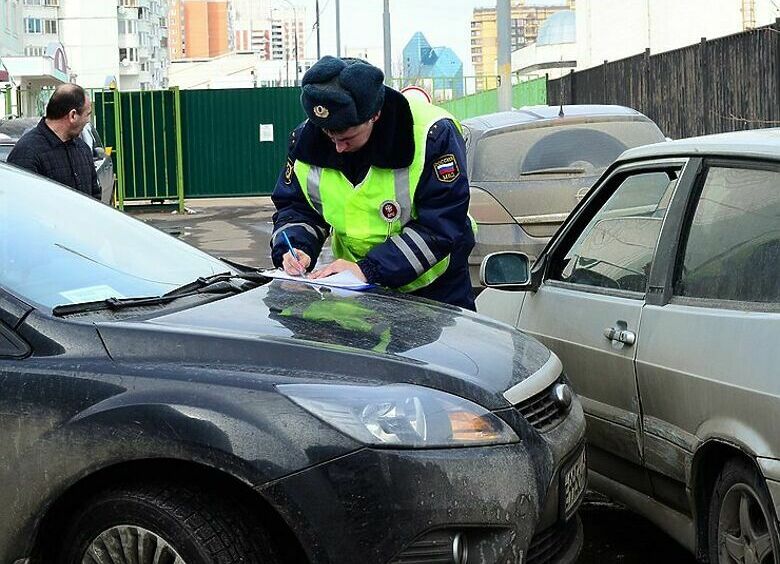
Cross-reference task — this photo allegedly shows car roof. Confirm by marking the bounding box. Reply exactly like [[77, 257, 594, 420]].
[[618, 128, 780, 162], [0, 117, 39, 140], [463, 105, 652, 131]]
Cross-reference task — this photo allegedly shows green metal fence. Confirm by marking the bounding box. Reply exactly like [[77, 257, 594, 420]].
[[94, 87, 304, 204], [440, 77, 548, 120], [179, 87, 304, 198], [92, 81, 547, 205], [3, 87, 11, 117], [94, 89, 184, 210]]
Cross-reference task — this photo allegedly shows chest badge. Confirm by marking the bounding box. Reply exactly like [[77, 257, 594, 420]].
[[380, 200, 400, 222]]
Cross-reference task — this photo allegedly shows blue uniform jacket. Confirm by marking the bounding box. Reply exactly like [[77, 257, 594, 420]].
[[270, 88, 475, 310]]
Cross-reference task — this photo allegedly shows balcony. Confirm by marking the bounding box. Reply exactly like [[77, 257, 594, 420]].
[[119, 61, 140, 75]]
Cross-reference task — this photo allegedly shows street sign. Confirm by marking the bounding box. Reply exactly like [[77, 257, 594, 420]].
[[401, 85, 432, 104]]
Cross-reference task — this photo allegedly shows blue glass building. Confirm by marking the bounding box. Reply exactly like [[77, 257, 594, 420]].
[[402, 32, 464, 99]]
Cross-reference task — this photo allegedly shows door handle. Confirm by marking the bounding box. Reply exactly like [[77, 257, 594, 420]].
[[604, 326, 636, 346]]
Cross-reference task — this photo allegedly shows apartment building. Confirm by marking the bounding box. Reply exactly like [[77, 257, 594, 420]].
[[471, 0, 574, 90], [231, 0, 305, 62], [17, 0, 169, 90], [1, 0, 23, 57], [167, 0, 230, 59]]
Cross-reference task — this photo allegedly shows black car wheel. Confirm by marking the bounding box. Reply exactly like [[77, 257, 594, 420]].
[[58, 480, 282, 564], [709, 459, 780, 564]]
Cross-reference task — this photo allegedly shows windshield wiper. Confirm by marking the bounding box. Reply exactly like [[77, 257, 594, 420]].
[[520, 166, 587, 176], [53, 268, 271, 317]]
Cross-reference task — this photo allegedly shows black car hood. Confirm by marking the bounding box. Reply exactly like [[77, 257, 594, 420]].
[[98, 281, 552, 409]]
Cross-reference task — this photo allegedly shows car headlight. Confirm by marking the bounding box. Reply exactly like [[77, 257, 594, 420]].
[[278, 383, 519, 448], [469, 186, 516, 224]]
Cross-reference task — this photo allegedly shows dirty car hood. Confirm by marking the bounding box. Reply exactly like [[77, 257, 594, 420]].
[[99, 281, 552, 409]]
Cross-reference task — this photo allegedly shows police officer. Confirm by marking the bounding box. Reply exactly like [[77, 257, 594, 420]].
[[270, 56, 475, 310]]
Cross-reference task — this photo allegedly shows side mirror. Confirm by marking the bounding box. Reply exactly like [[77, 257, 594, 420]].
[[480, 251, 531, 288]]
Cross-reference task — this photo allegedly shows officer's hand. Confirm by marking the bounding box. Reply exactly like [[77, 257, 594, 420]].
[[282, 249, 311, 276], [310, 259, 367, 282]]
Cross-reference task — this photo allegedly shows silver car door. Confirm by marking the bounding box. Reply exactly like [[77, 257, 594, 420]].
[[518, 161, 685, 493], [637, 161, 780, 515]]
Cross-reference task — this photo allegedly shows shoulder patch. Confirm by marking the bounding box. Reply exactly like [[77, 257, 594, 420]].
[[284, 157, 295, 185], [432, 153, 460, 183]]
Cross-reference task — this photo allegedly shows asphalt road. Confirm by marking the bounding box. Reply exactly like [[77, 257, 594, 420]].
[[137, 199, 698, 564]]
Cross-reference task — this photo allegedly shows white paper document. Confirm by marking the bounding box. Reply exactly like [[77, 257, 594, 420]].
[[261, 269, 374, 291]]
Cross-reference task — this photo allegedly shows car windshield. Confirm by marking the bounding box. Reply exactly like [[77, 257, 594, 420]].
[[0, 164, 228, 310], [473, 119, 664, 181]]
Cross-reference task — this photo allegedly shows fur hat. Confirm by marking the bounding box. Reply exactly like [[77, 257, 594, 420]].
[[300, 56, 386, 131]]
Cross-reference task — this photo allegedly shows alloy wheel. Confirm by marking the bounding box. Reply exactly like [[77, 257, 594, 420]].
[[719, 484, 776, 564], [81, 525, 186, 564]]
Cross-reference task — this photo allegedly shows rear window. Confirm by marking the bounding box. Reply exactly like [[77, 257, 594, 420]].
[[473, 120, 664, 182]]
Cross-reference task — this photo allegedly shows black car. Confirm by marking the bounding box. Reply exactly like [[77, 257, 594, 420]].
[[0, 162, 586, 564]]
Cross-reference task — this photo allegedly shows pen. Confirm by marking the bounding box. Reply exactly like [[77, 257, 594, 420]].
[[282, 231, 307, 277]]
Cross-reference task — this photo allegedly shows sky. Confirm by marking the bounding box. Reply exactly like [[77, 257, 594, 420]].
[[286, 0, 569, 78]]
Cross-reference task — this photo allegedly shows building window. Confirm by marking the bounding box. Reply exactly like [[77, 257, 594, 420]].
[[24, 17, 42, 33], [118, 19, 138, 34], [44, 18, 56, 33], [24, 45, 45, 56], [119, 47, 138, 62]]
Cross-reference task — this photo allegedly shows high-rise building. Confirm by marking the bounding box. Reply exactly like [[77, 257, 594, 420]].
[[471, 0, 575, 90], [231, 0, 305, 62], [168, 0, 230, 59], [12, 0, 170, 91]]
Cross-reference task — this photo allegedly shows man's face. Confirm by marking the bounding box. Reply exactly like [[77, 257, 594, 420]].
[[323, 113, 379, 153], [68, 97, 92, 139]]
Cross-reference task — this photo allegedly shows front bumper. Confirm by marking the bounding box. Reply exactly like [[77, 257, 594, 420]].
[[260, 399, 586, 564], [469, 223, 550, 288]]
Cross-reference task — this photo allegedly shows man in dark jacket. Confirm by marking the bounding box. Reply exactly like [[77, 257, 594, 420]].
[[270, 57, 475, 310], [7, 83, 101, 199]]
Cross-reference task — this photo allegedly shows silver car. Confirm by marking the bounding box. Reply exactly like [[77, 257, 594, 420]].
[[0, 118, 115, 204], [464, 105, 666, 286], [476, 129, 780, 564]]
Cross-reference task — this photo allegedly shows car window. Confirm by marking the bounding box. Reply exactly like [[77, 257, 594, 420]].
[[0, 145, 11, 162], [674, 165, 780, 304], [472, 120, 664, 182], [0, 164, 227, 309], [80, 124, 96, 151], [552, 170, 678, 293]]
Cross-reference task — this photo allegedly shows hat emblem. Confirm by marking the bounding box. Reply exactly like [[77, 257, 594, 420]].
[[313, 105, 330, 118]]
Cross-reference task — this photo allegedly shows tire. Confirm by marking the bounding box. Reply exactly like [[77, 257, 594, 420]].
[[56, 480, 283, 564], [708, 459, 780, 564]]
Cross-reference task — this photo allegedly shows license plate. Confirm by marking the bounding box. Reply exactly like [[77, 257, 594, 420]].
[[561, 446, 587, 519]]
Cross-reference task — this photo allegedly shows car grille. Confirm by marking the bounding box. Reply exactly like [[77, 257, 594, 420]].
[[390, 530, 454, 563], [515, 377, 568, 433], [527, 518, 579, 564]]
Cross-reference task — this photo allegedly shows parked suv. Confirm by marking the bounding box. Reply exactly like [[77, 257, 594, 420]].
[[464, 105, 666, 286], [476, 129, 780, 563]]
